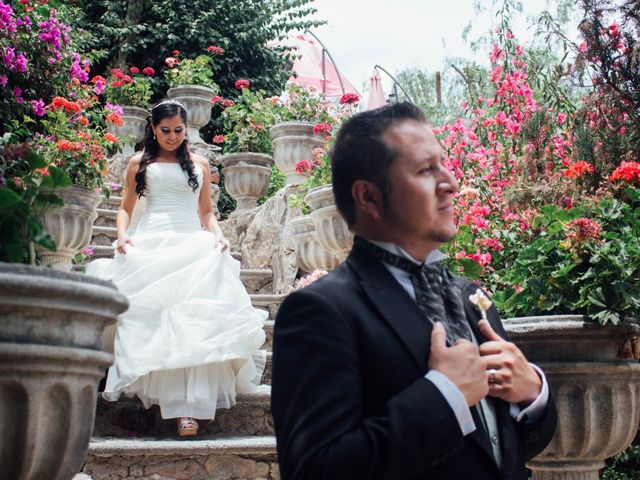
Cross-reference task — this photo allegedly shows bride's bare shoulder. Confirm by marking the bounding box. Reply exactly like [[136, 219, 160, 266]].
[[191, 153, 210, 171], [128, 152, 143, 167]]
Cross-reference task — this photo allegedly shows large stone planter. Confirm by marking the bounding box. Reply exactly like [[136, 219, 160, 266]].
[[36, 185, 101, 271], [504, 315, 640, 480], [106, 105, 149, 181], [106, 105, 149, 157], [167, 85, 216, 143], [0, 264, 128, 480], [305, 185, 353, 262], [270, 121, 325, 185], [289, 215, 340, 273], [220, 152, 274, 215]]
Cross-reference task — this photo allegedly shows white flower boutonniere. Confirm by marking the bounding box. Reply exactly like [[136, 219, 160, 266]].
[[469, 288, 492, 321]]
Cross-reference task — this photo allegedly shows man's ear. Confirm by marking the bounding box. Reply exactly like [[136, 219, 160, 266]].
[[351, 180, 384, 221]]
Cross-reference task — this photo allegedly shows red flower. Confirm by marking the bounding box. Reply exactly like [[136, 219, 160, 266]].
[[142, 66, 155, 76], [564, 161, 594, 178], [172, 50, 180, 56], [235, 79, 250, 90], [295, 159, 313, 174], [313, 122, 332, 134], [339, 93, 360, 105], [91, 75, 106, 84], [207, 45, 225, 55], [49, 96, 81, 113], [129, 66, 140, 74], [106, 113, 123, 126], [212, 135, 225, 144], [211, 95, 223, 104], [221, 99, 235, 108], [609, 22, 619, 36], [566, 218, 602, 244], [610, 161, 640, 183], [104, 133, 118, 143]]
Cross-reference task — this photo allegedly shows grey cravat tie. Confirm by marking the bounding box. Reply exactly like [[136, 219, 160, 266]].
[[353, 237, 471, 345], [411, 262, 471, 345]]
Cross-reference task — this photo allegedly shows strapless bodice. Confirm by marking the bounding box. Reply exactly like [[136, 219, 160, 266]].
[[135, 162, 203, 234]]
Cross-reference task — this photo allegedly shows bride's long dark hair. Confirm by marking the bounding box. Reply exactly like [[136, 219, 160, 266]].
[[134, 100, 199, 197]]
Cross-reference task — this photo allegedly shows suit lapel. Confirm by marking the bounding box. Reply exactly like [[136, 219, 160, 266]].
[[348, 249, 508, 473], [347, 248, 432, 372]]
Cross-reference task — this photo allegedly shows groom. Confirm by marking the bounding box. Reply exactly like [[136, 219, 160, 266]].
[[271, 102, 556, 480]]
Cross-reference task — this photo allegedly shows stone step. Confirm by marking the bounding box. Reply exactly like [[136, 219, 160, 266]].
[[250, 294, 285, 321], [264, 320, 274, 351], [92, 226, 118, 246], [240, 269, 273, 294], [88, 243, 243, 263], [93, 390, 273, 438], [83, 435, 278, 480], [94, 208, 118, 227], [99, 194, 122, 210]]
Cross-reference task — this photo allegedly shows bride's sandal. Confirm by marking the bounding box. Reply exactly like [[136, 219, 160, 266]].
[[177, 417, 199, 437]]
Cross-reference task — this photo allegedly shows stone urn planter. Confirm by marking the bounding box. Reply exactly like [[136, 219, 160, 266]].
[[270, 121, 325, 185], [106, 105, 149, 157], [504, 315, 640, 480], [220, 152, 274, 215], [289, 215, 340, 273], [0, 264, 128, 480], [167, 85, 216, 143], [304, 185, 353, 262], [106, 105, 149, 181], [35, 185, 102, 271]]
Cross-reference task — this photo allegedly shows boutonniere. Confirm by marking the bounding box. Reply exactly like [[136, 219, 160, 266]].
[[469, 288, 492, 321]]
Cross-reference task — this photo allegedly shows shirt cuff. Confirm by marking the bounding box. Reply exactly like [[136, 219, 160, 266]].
[[509, 363, 549, 422], [426, 370, 476, 436]]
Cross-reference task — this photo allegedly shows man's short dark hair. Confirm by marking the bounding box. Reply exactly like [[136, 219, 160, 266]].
[[330, 102, 427, 227]]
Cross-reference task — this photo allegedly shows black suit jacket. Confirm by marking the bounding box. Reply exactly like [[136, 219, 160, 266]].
[[271, 246, 557, 480]]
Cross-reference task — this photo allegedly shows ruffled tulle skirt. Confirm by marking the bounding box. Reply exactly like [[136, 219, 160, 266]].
[[86, 228, 267, 419]]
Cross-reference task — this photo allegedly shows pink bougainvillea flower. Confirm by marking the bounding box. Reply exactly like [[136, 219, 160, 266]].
[[235, 79, 249, 90], [339, 93, 360, 105], [211, 95, 223, 104], [557, 112, 567, 124], [30, 98, 45, 116], [165, 57, 178, 68], [212, 134, 224, 144], [220, 99, 234, 108], [82, 247, 94, 256], [129, 66, 139, 74], [103, 133, 118, 143], [142, 66, 155, 76]]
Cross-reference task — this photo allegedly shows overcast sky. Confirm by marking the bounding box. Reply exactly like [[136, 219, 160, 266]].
[[306, 0, 578, 95]]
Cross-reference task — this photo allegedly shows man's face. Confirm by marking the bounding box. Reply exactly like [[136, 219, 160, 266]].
[[378, 120, 459, 259]]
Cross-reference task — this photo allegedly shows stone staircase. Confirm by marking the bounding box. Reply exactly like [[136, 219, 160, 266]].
[[80, 187, 285, 480]]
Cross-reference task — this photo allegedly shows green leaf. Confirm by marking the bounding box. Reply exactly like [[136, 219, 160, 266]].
[[457, 257, 483, 280], [25, 152, 47, 169], [0, 188, 23, 211]]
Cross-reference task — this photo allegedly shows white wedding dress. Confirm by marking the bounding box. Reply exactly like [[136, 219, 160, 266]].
[[86, 162, 267, 419]]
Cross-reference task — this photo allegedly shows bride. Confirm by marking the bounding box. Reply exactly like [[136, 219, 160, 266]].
[[86, 99, 266, 437]]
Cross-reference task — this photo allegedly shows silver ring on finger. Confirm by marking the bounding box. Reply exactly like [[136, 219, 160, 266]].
[[488, 368, 498, 385]]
